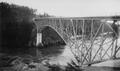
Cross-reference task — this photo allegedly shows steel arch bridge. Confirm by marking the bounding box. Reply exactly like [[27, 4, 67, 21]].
[[34, 16, 120, 66]]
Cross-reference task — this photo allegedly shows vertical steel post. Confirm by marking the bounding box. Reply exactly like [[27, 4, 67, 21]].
[[99, 21, 104, 60], [89, 19, 93, 63], [71, 19, 77, 40], [59, 19, 63, 39], [113, 35, 118, 59], [113, 20, 119, 59], [81, 19, 85, 65], [76, 20, 78, 36]]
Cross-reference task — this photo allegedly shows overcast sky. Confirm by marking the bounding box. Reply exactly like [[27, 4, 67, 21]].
[[1, 0, 120, 17]]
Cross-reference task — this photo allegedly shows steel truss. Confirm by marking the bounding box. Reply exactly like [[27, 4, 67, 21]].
[[34, 17, 120, 66]]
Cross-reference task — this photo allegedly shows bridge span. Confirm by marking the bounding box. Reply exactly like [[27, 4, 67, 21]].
[[34, 16, 120, 66]]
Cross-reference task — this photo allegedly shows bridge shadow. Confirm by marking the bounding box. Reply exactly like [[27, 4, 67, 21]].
[[38, 26, 66, 47]]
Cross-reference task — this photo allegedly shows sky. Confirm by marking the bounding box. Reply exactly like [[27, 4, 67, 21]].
[[1, 0, 120, 17]]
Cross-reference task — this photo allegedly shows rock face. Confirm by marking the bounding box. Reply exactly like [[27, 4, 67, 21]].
[[0, 55, 49, 71], [40, 26, 66, 47]]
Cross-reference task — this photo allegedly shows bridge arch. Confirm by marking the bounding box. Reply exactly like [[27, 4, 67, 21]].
[[40, 25, 67, 46]]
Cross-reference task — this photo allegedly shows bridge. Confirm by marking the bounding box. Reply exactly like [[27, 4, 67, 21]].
[[34, 16, 120, 66]]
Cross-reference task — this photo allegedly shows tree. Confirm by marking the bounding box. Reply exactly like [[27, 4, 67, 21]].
[[0, 2, 37, 54]]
